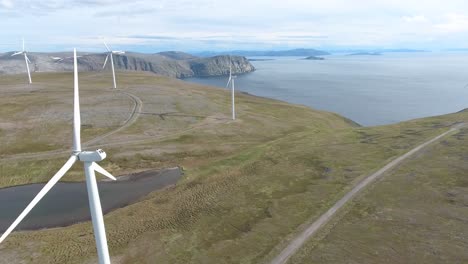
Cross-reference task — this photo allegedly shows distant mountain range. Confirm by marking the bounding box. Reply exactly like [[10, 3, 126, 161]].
[[330, 49, 428, 53], [445, 48, 468, 52], [348, 52, 382, 56], [195, 48, 331, 57], [0, 51, 255, 78], [193, 48, 434, 57], [0, 47, 440, 79]]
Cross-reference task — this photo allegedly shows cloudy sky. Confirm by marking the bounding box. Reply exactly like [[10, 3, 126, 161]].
[[1, 0, 467, 52]]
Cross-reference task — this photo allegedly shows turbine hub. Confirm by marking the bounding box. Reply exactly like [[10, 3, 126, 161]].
[[78, 149, 107, 162]]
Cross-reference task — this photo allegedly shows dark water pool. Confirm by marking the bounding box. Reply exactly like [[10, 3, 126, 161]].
[[0, 167, 182, 232]]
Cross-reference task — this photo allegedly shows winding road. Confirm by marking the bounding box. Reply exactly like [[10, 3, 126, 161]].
[[83, 91, 143, 147], [1, 90, 143, 162], [269, 122, 466, 264]]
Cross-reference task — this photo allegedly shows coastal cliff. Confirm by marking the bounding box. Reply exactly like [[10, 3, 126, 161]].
[[189, 55, 254, 77], [0, 51, 255, 78]]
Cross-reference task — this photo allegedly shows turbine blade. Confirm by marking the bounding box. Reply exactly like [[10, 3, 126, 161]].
[[102, 40, 111, 52], [92, 163, 117, 181], [228, 55, 232, 78], [112, 51, 125, 55], [102, 54, 109, 69], [0, 156, 78, 244], [226, 77, 231, 88], [110, 53, 117, 89], [24, 54, 32, 84], [11, 52, 22, 56], [73, 49, 81, 152], [25, 54, 31, 64]]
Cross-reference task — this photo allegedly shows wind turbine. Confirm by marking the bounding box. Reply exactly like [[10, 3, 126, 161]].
[[11, 38, 32, 84], [0, 49, 117, 264], [102, 40, 125, 89], [225, 56, 236, 120]]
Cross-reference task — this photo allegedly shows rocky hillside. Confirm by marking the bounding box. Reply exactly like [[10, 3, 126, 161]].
[[156, 51, 198, 60], [0, 51, 255, 78]]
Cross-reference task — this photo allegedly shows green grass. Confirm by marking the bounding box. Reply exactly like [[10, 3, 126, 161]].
[[0, 73, 134, 156], [0, 72, 467, 263], [288, 124, 468, 264]]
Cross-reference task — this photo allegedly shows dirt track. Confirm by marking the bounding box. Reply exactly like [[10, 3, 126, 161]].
[[1, 90, 142, 162], [269, 123, 466, 264]]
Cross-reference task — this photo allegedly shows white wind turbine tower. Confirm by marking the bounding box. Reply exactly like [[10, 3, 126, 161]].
[[102, 40, 125, 89], [11, 38, 32, 84], [0, 49, 117, 264], [225, 56, 236, 120]]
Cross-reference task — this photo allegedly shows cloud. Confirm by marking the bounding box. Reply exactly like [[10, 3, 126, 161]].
[[435, 13, 468, 33], [2, 0, 468, 51], [402, 15, 428, 23], [0, 0, 13, 9], [126, 35, 181, 41], [0, 0, 131, 13]]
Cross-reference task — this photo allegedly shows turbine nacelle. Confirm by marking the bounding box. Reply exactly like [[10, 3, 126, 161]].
[[78, 149, 107, 162]]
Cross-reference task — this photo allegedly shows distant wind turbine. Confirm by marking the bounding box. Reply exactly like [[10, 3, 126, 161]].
[[0, 49, 118, 264], [226, 56, 236, 120], [11, 38, 32, 84], [102, 40, 125, 89]]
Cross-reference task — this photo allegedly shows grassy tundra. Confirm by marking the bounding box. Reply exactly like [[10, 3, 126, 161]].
[[0, 72, 467, 263]]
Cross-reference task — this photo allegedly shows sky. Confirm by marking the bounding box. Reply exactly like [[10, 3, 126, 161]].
[[0, 0, 468, 52]]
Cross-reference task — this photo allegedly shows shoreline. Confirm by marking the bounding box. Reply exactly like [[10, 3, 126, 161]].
[[2, 71, 466, 128], [182, 76, 468, 128]]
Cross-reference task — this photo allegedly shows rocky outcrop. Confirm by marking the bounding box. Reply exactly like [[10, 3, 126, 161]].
[[189, 56, 255, 77], [0, 52, 255, 78], [303, 56, 325, 60]]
